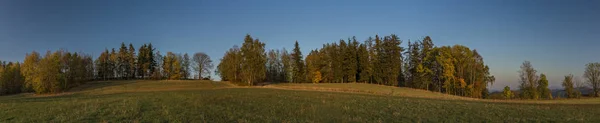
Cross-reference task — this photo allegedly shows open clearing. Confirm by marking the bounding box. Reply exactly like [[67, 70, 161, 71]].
[[1, 80, 599, 122]]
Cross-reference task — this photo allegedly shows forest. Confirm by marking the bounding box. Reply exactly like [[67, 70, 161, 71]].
[[0, 43, 213, 95], [1, 34, 599, 99], [216, 34, 600, 99]]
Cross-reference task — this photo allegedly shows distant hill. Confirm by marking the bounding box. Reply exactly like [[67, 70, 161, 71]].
[[552, 87, 594, 98], [490, 87, 594, 98]]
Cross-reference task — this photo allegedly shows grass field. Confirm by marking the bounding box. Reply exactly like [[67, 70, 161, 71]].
[[1, 80, 599, 122]]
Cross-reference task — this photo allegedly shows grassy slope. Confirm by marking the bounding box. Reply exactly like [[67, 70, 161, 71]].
[[0, 80, 599, 122], [269, 83, 600, 104]]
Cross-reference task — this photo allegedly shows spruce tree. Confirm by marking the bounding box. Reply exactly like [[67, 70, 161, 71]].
[[137, 44, 148, 79], [331, 43, 343, 83], [118, 43, 128, 79], [182, 53, 191, 79], [357, 43, 370, 83], [345, 37, 358, 82], [147, 43, 156, 75], [291, 41, 306, 83], [128, 43, 136, 79]]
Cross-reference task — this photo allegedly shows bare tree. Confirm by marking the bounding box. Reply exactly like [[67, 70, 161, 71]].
[[519, 61, 539, 99], [193, 52, 213, 79], [584, 62, 600, 97]]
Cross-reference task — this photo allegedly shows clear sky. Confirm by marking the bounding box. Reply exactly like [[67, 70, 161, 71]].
[[1, 0, 599, 91]]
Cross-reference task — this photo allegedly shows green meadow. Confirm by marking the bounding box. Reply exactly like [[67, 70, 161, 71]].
[[1, 80, 599, 122]]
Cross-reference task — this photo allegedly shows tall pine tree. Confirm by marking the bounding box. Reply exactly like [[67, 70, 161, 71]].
[[291, 41, 306, 83]]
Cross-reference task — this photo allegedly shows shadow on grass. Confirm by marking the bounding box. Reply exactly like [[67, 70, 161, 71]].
[[0, 80, 139, 103], [67, 80, 139, 92], [0, 91, 136, 103]]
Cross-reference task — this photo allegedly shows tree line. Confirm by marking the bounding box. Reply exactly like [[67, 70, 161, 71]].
[[95, 43, 213, 81], [0, 43, 213, 95], [8, 50, 96, 94], [218, 34, 495, 98], [3, 35, 597, 99], [501, 61, 600, 99]]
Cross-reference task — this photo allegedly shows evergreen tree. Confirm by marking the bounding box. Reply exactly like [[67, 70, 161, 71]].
[[339, 39, 349, 82], [118, 42, 129, 79], [0, 62, 25, 95], [366, 37, 377, 84], [386, 35, 404, 86], [406, 41, 421, 88], [357, 43, 370, 83], [371, 35, 404, 86], [317, 44, 331, 83], [344, 37, 358, 82], [331, 43, 343, 83], [419, 36, 434, 90], [137, 44, 148, 79], [128, 43, 136, 79], [182, 53, 191, 79], [291, 41, 306, 83], [147, 43, 157, 76]]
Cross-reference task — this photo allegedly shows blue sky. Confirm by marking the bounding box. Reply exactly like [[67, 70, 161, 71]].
[[1, 0, 599, 91]]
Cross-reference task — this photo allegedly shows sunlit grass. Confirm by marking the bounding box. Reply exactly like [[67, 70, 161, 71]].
[[270, 82, 600, 104], [268, 83, 472, 100]]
